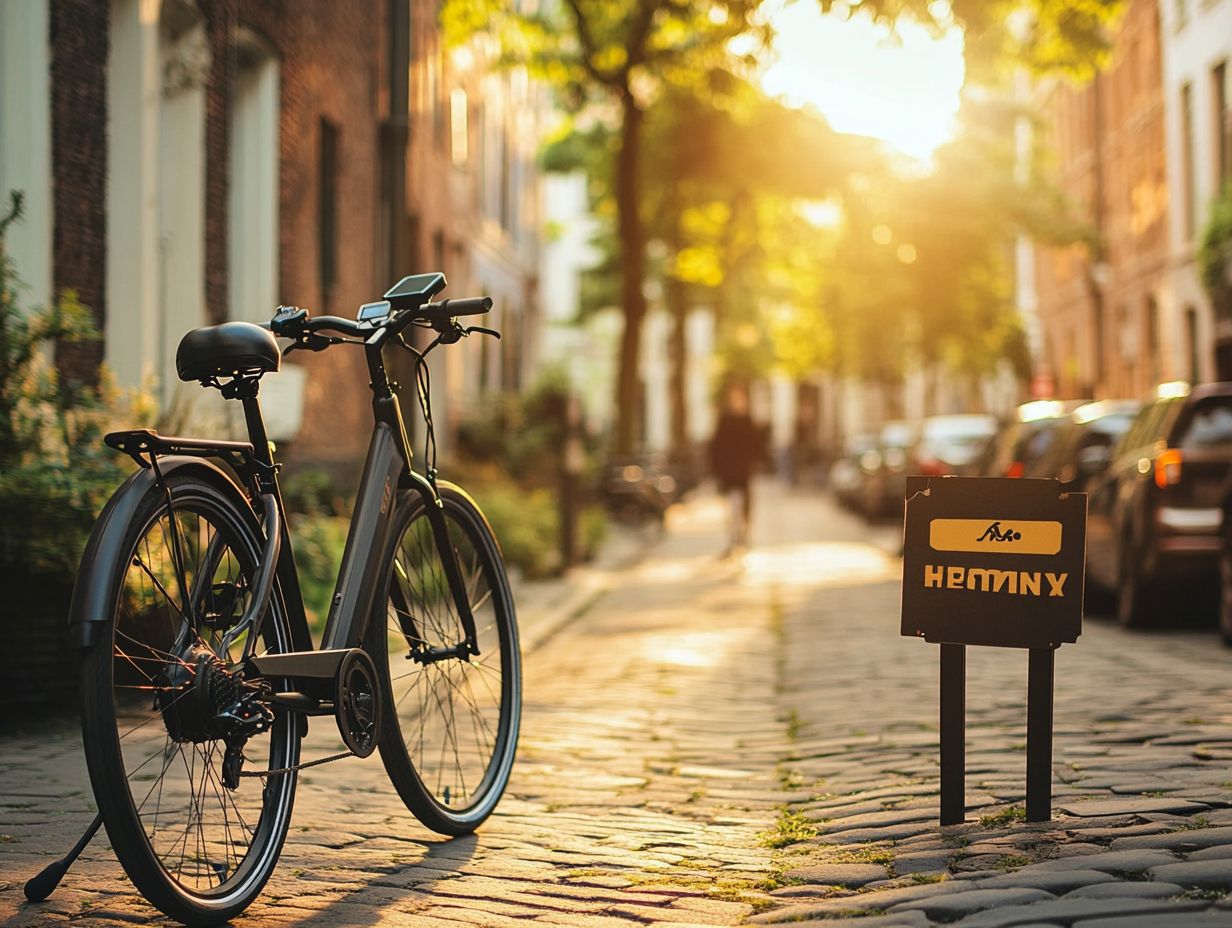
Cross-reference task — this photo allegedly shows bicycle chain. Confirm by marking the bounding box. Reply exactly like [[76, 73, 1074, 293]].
[[238, 750, 355, 778]]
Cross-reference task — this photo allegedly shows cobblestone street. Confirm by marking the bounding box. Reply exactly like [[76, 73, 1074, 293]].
[[4, 482, 1232, 927]]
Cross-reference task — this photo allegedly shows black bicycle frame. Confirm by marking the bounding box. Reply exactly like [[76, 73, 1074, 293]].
[[282, 331, 479, 657]]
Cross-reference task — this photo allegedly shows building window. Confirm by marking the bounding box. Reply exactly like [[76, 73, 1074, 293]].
[[450, 88, 468, 166], [229, 28, 278, 320], [1181, 82, 1196, 239], [1146, 297, 1160, 384], [1186, 306, 1200, 383], [1092, 297, 1105, 387], [318, 118, 339, 303], [0, 0, 52, 314], [430, 48, 446, 150], [432, 228, 445, 276], [1214, 61, 1230, 192]]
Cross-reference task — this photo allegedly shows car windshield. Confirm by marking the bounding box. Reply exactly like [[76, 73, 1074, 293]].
[[1177, 396, 1232, 450], [922, 416, 997, 465], [881, 422, 914, 448]]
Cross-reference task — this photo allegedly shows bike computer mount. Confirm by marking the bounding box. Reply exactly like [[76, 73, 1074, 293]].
[[384, 273, 446, 314]]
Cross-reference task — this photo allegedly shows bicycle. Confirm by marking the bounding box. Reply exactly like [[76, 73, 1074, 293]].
[[44, 273, 521, 926]]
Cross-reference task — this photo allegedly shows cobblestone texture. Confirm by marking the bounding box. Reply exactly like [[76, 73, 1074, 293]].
[[3, 482, 1232, 927]]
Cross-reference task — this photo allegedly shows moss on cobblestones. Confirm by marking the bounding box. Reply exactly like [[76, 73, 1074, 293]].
[[995, 854, 1030, 871], [1176, 814, 1212, 830], [1175, 888, 1229, 901], [760, 809, 820, 848], [979, 805, 1027, 828]]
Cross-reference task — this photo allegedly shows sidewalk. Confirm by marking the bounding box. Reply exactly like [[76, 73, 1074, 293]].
[[511, 518, 649, 655], [4, 481, 1232, 927]]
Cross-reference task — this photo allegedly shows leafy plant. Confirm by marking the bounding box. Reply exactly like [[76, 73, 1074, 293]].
[[0, 191, 148, 574], [1199, 184, 1232, 322]]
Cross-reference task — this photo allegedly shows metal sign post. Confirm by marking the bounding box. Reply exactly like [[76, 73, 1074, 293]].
[[901, 476, 1086, 826]]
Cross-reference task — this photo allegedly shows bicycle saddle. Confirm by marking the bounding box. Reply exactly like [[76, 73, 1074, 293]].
[[176, 321, 281, 382]]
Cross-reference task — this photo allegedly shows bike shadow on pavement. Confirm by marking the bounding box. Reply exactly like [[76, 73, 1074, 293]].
[[246, 833, 481, 927]]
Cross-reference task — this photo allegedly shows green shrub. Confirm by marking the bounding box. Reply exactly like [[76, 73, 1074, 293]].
[[469, 478, 560, 580], [1200, 184, 1232, 321], [289, 513, 349, 634], [0, 192, 147, 574], [281, 467, 348, 517]]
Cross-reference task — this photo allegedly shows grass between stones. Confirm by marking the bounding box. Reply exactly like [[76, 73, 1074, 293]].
[[979, 805, 1027, 828], [995, 854, 1030, 871], [1175, 814, 1211, 831], [1176, 888, 1229, 901], [760, 808, 821, 848]]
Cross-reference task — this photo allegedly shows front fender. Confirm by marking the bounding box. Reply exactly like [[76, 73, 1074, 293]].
[[67, 456, 311, 654]]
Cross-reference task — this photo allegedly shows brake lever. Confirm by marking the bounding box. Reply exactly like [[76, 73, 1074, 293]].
[[464, 325, 502, 340], [282, 333, 341, 356]]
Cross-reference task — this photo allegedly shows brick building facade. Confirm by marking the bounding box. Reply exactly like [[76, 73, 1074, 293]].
[[2, 0, 544, 477], [1033, 0, 1171, 400]]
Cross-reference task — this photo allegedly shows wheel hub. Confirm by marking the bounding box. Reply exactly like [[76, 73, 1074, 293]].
[[157, 646, 273, 746]]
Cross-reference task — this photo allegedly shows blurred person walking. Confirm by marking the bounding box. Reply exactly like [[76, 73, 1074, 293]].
[[709, 382, 766, 555]]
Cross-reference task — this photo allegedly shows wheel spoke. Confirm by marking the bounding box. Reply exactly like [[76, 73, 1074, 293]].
[[376, 498, 518, 818], [95, 486, 298, 908]]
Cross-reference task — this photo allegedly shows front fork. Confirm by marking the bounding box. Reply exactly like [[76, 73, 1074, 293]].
[[401, 469, 480, 657]]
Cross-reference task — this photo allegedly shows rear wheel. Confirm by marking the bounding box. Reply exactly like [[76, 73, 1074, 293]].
[[81, 471, 299, 926], [366, 482, 521, 836]]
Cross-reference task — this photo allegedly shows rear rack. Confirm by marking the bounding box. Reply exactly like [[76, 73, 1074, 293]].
[[104, 429, 255, 473]]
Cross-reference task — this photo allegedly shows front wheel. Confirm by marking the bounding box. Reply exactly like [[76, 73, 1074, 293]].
[[366, 482, 521, 835]]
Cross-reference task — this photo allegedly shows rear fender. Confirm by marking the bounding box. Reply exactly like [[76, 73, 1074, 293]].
[[68, 456, 312, 654]]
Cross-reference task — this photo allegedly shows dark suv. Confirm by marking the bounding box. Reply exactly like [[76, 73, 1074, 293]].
[[1086, 382, 1232, 627]]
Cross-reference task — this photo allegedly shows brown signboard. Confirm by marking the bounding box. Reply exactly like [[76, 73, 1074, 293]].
[[901, 476, 1086, 650]]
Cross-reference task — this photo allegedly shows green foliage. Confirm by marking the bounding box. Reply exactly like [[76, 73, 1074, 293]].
[[819, 0, 1124, 81], [453, 367, 610, 576], [758, 808, 819, 848], [468, 478, 560, 580], [455, 366, 581, 485], [1199, 184, 1232, 321], [0, 191, 147, 575], [280, 468, 348, 517], [979, 805, 1027, 828], [289, 514, 349, 633]]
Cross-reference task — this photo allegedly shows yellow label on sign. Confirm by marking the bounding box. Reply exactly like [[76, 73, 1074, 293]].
[[929, 519, 1062, 556]]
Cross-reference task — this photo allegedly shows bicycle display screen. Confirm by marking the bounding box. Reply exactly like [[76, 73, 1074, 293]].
[[357, 301, 391, 322], [385, 273, 446, 303]]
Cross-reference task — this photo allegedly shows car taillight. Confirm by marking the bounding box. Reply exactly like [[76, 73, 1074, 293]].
[[1006, 460, 1025, 478], [1154, 448, 1182, 488]]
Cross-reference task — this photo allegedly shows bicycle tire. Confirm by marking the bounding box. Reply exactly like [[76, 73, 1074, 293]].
[[366, 481, 521, 836], [80, 468, 300, 926]]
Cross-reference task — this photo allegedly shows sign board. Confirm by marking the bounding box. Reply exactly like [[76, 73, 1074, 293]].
[[901, 476, 1086, 650]]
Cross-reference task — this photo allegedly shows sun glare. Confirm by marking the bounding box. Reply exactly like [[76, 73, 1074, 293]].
[[759, 1, 965, 161]]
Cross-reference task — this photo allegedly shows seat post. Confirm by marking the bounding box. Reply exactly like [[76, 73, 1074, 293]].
[[237, 385, 276, 493]]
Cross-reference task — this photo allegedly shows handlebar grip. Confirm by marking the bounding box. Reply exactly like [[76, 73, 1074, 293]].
[[433, 297, 493, 317], [304, 315, 366, 337]]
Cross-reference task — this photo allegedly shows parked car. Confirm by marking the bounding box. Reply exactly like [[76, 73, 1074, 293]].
[[858, 420, 917, 518], [979, 400, 1084, 479], [830, 432, 877, 510], [911, 414, 999, 477], [1025, 399, 1141, 492], [1086, 382, 1232, 627]]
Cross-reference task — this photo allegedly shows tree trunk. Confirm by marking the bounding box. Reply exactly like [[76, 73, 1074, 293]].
[[666, 270, 688, 457], [614, 92, 647, 455]]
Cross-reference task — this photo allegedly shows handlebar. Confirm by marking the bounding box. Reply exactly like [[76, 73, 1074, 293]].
[[268, 294, 497, 355]]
